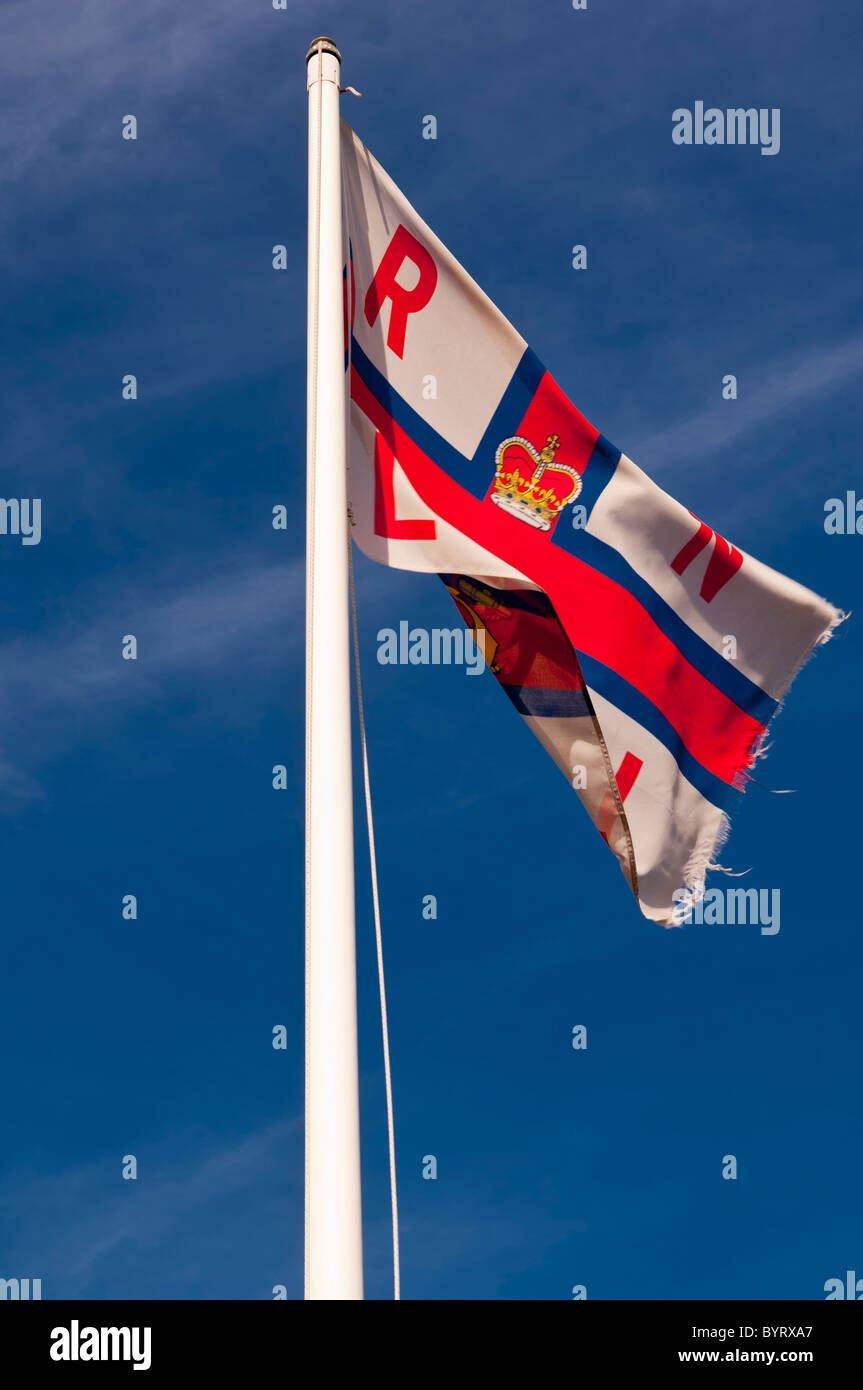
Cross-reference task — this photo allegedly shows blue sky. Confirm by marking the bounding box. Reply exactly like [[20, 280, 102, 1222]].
[[0, 0, 861, 1300]]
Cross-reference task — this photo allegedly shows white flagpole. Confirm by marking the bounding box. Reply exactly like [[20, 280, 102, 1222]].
[[305, 36, 364, 1300]]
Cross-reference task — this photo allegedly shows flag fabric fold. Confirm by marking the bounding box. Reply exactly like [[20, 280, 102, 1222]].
[[340, 120, 842, 925]]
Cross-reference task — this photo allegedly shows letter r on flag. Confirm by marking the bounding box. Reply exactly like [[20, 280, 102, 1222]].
[[364, 225, 438, 358]]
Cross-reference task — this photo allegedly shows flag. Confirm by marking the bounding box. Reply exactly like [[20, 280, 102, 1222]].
[[340, 121, 842, 925]]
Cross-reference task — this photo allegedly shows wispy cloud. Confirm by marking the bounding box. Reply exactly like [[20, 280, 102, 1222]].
[[635, 331, 863, 475], [0, 0, 261, 195], [0, 554, 303, 805], [0, 556, 302, 723], [0, 1115, 303, 1297]]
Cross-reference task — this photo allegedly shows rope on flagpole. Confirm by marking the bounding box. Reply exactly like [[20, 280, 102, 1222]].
[[348, 530, 402, 1301]]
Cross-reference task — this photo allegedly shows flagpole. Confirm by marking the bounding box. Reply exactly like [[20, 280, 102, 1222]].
[[304, 36, 364, 1300]]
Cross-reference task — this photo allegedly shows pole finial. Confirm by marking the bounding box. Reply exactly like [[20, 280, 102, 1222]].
[[306, 36, 341, 64]]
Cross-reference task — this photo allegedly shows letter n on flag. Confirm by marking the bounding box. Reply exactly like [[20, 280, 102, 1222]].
[[339, 119, 843, 925]]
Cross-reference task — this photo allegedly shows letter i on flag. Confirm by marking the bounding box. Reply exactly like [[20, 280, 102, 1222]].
[[341, 121, 843, 925]]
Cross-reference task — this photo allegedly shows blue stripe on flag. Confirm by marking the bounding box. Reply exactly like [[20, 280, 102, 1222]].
[[576, 652, 744, 811], [578, 434, 620, 519]]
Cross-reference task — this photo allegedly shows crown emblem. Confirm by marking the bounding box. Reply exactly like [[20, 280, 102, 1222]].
[[490, 433, 581, 531]]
